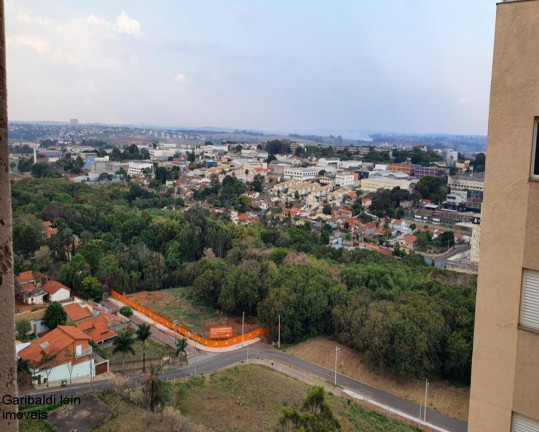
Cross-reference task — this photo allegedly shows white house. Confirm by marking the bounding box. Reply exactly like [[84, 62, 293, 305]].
[[42, 280, 71, 302], [18, 326, 95, 387]]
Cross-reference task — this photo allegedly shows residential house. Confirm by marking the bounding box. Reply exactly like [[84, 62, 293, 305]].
[[358, 222, 377, 237], [41, 221, 58, 239], [63, 303, 93, 323], [399, 235, 418, 252], [18, 326, 94, 386], [76, 314, 117, 344], [17, 271, 47, 305], [15, 309, 49, 337], [42, 280, 71, 302]]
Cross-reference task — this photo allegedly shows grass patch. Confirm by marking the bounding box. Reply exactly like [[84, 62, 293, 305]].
[[349, 405, 421, 432], [173, 364, 420, 432], [19, 419, 54, 432], [100, 338, 171, 364]]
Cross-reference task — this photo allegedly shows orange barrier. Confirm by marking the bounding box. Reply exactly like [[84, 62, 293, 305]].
[[111, 290, 267, 348]]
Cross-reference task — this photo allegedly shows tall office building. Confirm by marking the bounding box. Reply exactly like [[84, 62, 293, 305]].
[[468, 1, 539, 430]]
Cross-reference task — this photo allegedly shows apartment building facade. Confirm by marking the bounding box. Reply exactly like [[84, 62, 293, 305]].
[[468, 1, 539, 430]]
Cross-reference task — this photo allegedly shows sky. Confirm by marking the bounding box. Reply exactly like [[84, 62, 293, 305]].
[[5, 1, 498, 137]]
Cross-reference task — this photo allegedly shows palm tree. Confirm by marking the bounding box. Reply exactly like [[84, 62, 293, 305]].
[[175, 338, 189, 365], [136, 323, 152, 373], [112, 331, 135, 372], [145, 364, 163, 412]]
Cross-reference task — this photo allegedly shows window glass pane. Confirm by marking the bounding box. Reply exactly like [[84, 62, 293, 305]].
[[535, 120, 539, 176]]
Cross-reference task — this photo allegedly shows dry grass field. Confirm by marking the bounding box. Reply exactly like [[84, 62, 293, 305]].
[[286, 336, 470, 422], [175, 365, 421, 432], [126, 287, 259, 338]]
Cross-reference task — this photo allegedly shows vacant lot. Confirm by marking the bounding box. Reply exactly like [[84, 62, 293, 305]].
[[100, 338, 172, 364], [20, 365, 420, 432], [286, 336, 470, 422], [176, 364, 420, 432], [127, 287, 259, 338]]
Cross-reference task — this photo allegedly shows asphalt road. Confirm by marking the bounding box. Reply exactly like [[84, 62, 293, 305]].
[[21, 346, 467, 432]]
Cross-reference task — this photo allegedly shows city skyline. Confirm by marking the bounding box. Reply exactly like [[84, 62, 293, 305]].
[[6, 1, 497, 136]]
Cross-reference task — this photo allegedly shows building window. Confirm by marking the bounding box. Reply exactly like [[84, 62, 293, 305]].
[[512, 412, 539, 432], [532, 118, 539, 178], [520, 269, 539, 332]]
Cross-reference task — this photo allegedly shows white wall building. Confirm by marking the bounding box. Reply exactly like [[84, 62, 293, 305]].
[[283, 167, 319, 180], [128, 161, 154, 176], [335, 172, 355, 187]]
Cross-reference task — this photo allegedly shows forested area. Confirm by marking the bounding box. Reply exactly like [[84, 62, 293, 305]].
[[11, 178, 476, 385]]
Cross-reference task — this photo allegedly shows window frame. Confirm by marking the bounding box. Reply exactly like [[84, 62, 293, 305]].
[[518, 269, 539, 333], [531, 118, 539, 180]]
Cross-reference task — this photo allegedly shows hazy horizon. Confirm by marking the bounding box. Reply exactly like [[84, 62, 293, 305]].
[[6, 1, 497, 136]]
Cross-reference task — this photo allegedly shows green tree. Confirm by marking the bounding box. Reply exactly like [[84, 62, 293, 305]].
[[96, 254, 122, 293], [192, 258, 228, 308], [277, 386, 340, 432], [113, 331, 136, 372], [438, 231, 455, 250], [13, 222, 41, 257], [80, 276, 104, 302], [43, 302, 67, 330], [34, 245, 52, 272], [322, 204, 332, 215], [119, 306, 133, 320], [236, 194, 251, 213], [16, 319, 32, 341], [81, 241, 103, 274], [59, 253, 91, 292], [175, 338, 189, 365], [136, 323, 152, 373], [218, 267, 263, 316], [145, 364, 164, 412]]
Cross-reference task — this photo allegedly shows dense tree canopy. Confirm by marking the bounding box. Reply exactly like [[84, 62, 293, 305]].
[[10, 178, 476, 384]]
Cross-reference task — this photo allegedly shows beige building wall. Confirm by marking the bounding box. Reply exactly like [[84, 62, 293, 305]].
[[468, 1, 539, 430]]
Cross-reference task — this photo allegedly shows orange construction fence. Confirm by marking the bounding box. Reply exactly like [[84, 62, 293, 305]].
[[111, 290, 267, 348]]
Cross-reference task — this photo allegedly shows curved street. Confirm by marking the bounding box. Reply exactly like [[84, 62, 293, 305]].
[[20, 345, 468, 432]]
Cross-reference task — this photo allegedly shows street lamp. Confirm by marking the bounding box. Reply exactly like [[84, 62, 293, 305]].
[[334, 346, 341, 386], [172, 320, 178, 347], [277, 314, 281, 349]]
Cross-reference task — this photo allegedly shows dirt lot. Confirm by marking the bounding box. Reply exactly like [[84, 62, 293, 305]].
[[47, 394, 112, 432], [126, 287, 259, 338], [286, 336, 470, 422]]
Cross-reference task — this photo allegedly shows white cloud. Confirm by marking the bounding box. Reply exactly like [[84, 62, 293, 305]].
[[116, 10, 141, 35], [174, 73, 186, 83], [17, 12, 53, 28], [12, 34, 50, 55], [86, 15, 110, 27]]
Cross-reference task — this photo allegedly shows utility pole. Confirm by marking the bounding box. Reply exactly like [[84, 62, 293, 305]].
[[424, 378, 429, 422], [277, 314, 281, 349], [334, 346, 341, 386], [242, 311, 245, 347]]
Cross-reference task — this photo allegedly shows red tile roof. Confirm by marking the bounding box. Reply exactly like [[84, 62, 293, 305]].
[[76, 315, 117, 343], [18, 271, 34, 284], [18, 326, 91, 367], [21, 283, 36, 293], [43, 280, 70, 295], [402, 235, 417, 243], [63, 303, 93, 322]]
